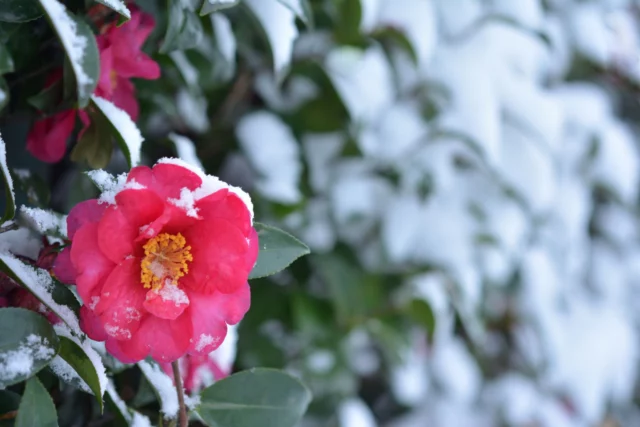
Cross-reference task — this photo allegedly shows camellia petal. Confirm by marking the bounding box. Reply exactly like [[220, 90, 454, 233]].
[[26, 110, 77, 163], [67, 199, 108, 240], [182, 218, 250, 294], [95, 257, 146, 340], [127, 163, 202, 199], [71, 223, 116, 304], [118, 313, 193, 362], [115, 188, 165, 229], [143, 284, 190, 320], [52, 248, 77, 284], [97, 206, 138, 263], [196, 190, 253, 236], [79, 306, 108, 342]]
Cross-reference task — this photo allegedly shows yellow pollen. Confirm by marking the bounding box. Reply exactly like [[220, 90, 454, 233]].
[[140, 233, 193, 290], [110, 70, 118, 89]]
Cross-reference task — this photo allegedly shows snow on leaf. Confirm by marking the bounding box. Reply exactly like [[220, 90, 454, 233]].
[[0, 253, 81, 334], [168, 133, 204, 170], [211, 13, 236, 64], [94, 0, 131, 19], [54, 324, 107, 399], [106, 380, 133, 423], [325, 46, 394, 125], [0, 133, 15, 224], [20, 206, 67, 239], [0, 333, 56, 388], [86, 170, 130, 205], [200, 0, 239, 16], [276, 0, 312, 26], [38, 0, 99, 107], [138, 360, 179, 419], [244, 0, 298, 78], [236, 111, 302, 204], [91, 95, 144, 168]]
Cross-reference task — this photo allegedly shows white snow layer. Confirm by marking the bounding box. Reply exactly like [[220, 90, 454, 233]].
[[91, 95, 143, 167], [244, 0, 298, 76], [138, 361, 179, 418]]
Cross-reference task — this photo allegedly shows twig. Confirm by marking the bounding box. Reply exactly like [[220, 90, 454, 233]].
[[171, 361, 188, 427], [0, 222, 19, 234]]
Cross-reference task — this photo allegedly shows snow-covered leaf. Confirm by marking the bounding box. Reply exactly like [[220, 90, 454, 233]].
[[200, 0, 240, 16], [236, 111, 302, 204], [51, 324, 106, 409], [0, 43, 14, 74], [276, 0, 313, 26], [0, 133, 15, 224], [38, 0, 99, 108], [93, 0, 131, 20], [160, 0, 203, 53], [15, 377, 58, 427], [244, 0, 298, 77], [90, 95, 143, 169], [249, 222, 310, 279], [197, 368, 312, 427], [138, 360, 179, 419], [0, 253, 81, 334], [0, 77, 8, 112], [20, 206, 67, 240], [0, 308, 59, 388], [169, 133, 204, 170], [12, 169, 50, 207], [0, 0, 42, 22]]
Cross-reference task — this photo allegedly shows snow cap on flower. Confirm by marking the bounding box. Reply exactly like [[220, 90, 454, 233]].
[[54, 160, 257, 363]]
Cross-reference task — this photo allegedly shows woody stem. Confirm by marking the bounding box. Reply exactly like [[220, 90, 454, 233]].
[[172, 361, 188, 427]]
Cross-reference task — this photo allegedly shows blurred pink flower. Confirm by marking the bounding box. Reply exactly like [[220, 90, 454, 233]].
[[26, 7, 160, 163]]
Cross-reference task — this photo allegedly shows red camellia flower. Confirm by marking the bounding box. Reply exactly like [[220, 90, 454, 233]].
[[53, 160, 258, 363], [26, 7, 160, 163]]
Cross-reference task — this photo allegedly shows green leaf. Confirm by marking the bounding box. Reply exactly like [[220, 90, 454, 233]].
[[0, 390, 20, 426], [197, 368, 312, 427], [0, 43, 14, 74], [335, 0, 362, 45], [27, 79, 63, 113], [0, 77, 8, 112], [406, 299, 436, 341], [53, 336, 103, 410], [38, 0, 100, 108], [15, 377, 58, 427], [249, 223, 310, 279], [313, 254, 383, 325], [276, 0, 313, 27], [200, 0, 240, 16], [70, 106, 114, 169], [0, 308, 60, 388], [0, 0, 42, 23], [90, 95, 143, 168], [160, 0, 203, 53], [11, 169, 51, 207], [0, 133, 15, 225], [93, 0, 131, 20], [105, 382, 133, 425], [19, 207, 67, 240]]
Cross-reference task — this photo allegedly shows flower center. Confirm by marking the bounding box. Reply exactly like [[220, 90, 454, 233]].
[[110, 70, 118, 90], [140, 233, 193, 290]]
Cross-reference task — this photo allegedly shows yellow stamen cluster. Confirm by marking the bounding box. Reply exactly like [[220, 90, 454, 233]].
[[140, 233, 193, 290], [110, 70, 118, 89]]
